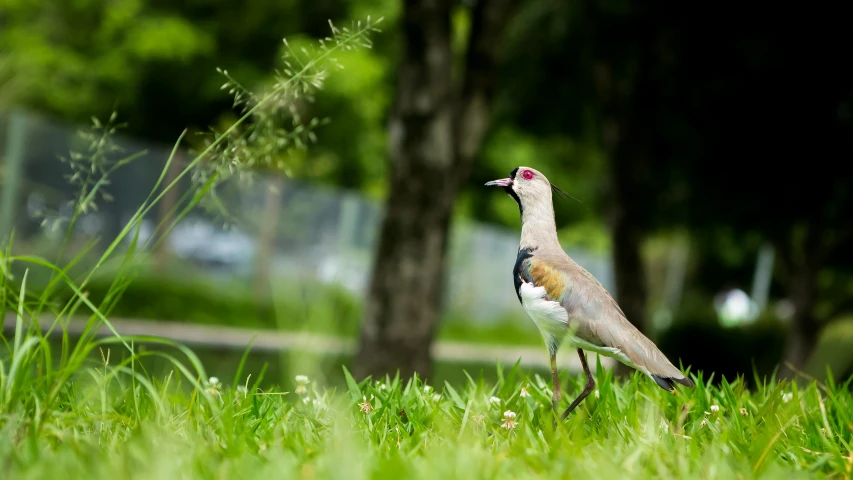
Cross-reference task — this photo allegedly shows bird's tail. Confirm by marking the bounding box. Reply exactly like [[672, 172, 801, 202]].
[[651, 374, 694, 391], [619, 330, 694, 391]]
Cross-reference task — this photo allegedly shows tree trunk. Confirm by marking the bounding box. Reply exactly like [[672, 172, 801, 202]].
[[600, 101, 647, 336], [607, 146, 650, 377], [354, 0, 513, 380], [778, 263, 819, 380], [609, 200, 649, 370], [593, 58, 651, 377], [777, 226, 833, 380], [452, 0, 513, 176]]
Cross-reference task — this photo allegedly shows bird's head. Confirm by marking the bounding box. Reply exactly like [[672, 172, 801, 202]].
[[485, 166, 569, 217]]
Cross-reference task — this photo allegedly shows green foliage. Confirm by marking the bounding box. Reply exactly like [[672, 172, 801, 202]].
[[0, 0, 213, 116], [2, 0, 400, 199], [311, 41, 393, 195]]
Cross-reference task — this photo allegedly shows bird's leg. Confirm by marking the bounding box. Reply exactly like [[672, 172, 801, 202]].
[[550, 353, 561, 427], [560, 349, 596, 421]]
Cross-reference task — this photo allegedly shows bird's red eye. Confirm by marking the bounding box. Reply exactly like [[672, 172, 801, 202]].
[[522, 170, 534, 180]]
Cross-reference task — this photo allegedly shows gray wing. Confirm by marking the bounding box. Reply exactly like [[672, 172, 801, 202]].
[[533, 252, 693, 390]]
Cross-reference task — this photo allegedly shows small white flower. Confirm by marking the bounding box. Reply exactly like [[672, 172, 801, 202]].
[[423, 385, 433, 393], [380, 384, 387, 390], [295, 375, 310, 395], [782, 392, 793, 403], [594, 389, 600, 399], [710, 404, 720, 414], [302, 396, 311, 404], [489, 396, 501, 405], [501, 410, 517, 430], [206, 377, 221, 397], [519, 387, 530, 398], [432, 393, 441, 402]]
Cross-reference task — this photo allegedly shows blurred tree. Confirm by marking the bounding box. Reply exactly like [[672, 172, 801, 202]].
[[354, 0, 515, 380], [669, 3, 853, 378]]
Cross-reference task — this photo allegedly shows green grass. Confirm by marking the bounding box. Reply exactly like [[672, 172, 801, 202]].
[[1, 315, 852, 479]]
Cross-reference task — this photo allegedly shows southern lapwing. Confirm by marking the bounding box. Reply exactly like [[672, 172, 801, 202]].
[[486, 166, 693, 423]]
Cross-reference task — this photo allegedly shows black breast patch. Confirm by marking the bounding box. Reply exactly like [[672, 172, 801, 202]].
[[512, 247, 535, 304]]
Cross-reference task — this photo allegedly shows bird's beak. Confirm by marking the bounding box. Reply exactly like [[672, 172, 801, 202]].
[[485, 178, 512, 188]]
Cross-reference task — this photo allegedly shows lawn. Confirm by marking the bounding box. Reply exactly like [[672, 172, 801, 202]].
[[1, 314, 851, 479]]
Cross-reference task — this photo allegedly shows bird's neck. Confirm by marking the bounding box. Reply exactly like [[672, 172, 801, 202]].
[[519, 203, 562, 253]]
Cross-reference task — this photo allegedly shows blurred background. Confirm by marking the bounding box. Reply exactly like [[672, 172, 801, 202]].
[[1, 0, 851, 388]]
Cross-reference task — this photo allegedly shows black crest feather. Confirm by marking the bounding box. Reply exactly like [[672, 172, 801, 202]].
[[550, 183, 581, 204]]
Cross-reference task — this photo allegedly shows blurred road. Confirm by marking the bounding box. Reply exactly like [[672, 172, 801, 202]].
[[3, 313, 613, 372]]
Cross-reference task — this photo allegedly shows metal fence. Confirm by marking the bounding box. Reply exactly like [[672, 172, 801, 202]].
[[0, 109, 614, 324]]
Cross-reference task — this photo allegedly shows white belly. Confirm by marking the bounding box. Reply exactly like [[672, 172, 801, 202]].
[[518, 281, 637, 368], [519, 282, 570, 355]]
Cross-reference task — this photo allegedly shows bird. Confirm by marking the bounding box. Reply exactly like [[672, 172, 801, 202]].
[[485, 166, 693, 423]]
